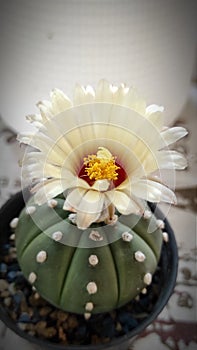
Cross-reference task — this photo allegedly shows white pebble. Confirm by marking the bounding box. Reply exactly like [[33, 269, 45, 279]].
[[52, 231, 63, 241], [156, 219, 165, 229], [84, 313, 91, 320], [28, 272, 37, 284], [143, 273, 152, 285], [88, 255, 99, 266], [86, 282, 97, 295], [36, 250, 47, 263], [9, 218, 19, 229], [122, 232, 133, 242], [47, 199, 58, 208], [26, 206, 36, 215], [143, 210, 152, 219], [162, 232, 169, 242], [85, 302, 94, 312], [134, 251, 146, 262], [89, 230, 103, 241]]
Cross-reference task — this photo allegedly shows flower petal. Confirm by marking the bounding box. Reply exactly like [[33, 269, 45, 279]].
[[106, 190, 143, 215], [160, 127, 188, 148], [76, 190, 105, 229], [74, 84, 95, 105], [50, 88, 72, 114], [32, 179, 70, 205], [131, 179, 177, 204], [157, 150, 187, 170]]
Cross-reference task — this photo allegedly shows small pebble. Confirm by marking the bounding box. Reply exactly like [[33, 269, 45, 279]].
[[122, 232, 133, 242], [4, 297, 12, 307], [7, 271, 17, 282], [39, 306, 53, 317], [0, 263, 8, 275], [67, 315, 79, 329], [0, 279, 9, 292], [9, 218, 19, 229], [18, 312, 31, 323]]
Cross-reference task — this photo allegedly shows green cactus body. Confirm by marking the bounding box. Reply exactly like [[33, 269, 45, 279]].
[[15, 196, 163, 315]]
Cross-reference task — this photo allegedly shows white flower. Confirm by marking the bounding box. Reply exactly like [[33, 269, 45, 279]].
[[18, 80, 188, 229]]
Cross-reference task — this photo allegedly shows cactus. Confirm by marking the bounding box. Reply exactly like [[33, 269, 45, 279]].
[[15, 195, 163, 316]]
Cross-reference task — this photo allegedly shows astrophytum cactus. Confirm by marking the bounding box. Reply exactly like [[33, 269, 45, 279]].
[[14, 80, 187, 317]]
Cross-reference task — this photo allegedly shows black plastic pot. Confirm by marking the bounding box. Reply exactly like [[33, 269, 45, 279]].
[[0, 190, 178, 350]]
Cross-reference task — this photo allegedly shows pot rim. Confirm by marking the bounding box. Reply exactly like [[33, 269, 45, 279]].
[[0, 191, 178, 350]]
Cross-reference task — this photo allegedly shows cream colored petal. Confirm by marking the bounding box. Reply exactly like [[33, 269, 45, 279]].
[[120, 87, 146, 115], [18, 132, 68, 166], [106, 190, 142, 215], [145, 104, 164, 116], [157, 150, 188, 170], [76, 190, 105, 229], [32, 179, 70, 205], [50, 88, 72, 114], [146, 110, 164, 130], [95, 79, 114, 103], [160, 127, 188, 148], [74, 84, 95, 105], [63, 188, 88, 211], [92, 180, 110, 191], [37, 100, 53, 121], [131, 179, 177, 204]]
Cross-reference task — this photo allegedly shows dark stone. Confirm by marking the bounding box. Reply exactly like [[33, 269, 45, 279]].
[[7, 271, 17, 282], [0, 262, 7, 275], [18, 312, 31, 323]]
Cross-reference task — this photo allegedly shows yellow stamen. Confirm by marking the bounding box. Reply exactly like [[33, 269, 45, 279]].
[[84, 147, 120, 181]]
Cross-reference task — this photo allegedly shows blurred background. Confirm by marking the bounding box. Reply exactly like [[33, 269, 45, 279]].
[[0, 1, 197, 349], [0, 0, 196, 131]]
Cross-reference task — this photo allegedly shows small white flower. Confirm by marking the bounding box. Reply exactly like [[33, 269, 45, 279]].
[[18, 80, 188, 229]]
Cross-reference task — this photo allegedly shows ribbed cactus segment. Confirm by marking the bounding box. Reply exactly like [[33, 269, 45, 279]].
[[15, 196, 163, 314]]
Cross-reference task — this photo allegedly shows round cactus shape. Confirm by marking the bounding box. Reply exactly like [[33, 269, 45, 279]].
[[15, 195, 163, 315]]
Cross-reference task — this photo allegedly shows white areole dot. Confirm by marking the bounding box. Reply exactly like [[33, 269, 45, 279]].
[[86, 282, 97, 294], [88, 255, 99, 266], [36, 250, 47, 263], [134, 251, 146, 262], [162, 232, 169, 242], [122, 232, 133, 242], [9, 218, 19, 229], [25, 206, 36, 215], [143, 210, 152, 219], [85, 302, 94, 312], [47, 199, 58, 208], [28, 272, 37, 284], [143, 272, 152, 285], [156, 219, 165, 229], [89, 230, 103, 241], [52, 231, 63, 241]]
